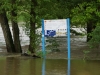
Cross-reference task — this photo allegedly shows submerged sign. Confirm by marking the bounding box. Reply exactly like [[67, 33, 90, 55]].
[[42, 19, 70, 59], [44, 19, 67, 37]]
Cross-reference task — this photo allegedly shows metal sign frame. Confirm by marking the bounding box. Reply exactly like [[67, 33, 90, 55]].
[[42, 18, 70, 59]]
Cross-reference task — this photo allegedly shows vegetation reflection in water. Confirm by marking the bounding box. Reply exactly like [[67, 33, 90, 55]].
[[0, 57, 100, 75]]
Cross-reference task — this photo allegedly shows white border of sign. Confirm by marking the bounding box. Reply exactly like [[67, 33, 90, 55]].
[[42, 18, 70, 59]]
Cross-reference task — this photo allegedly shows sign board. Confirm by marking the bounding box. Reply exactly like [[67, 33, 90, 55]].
[[42, 18, 70, 59], [44, 19, 67, 37]]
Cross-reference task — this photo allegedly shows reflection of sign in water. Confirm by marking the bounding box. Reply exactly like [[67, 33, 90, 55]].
[[67, 59, 71, 75], [45, 30, 56, 37], [42, 59, 46, 75]]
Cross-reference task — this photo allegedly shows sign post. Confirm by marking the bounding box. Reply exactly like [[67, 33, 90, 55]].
[[67, 18, 71, 75], [42, 19, 46, 58], [67, 18, 70, 59]]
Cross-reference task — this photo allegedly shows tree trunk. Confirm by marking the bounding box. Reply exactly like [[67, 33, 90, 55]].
[[29, 22, 36, 53], [11, 19, 22, 53], [87, 20, 96, 42], [0, 11, 15, 53], [29, 0, 37, 53], [11, 0, 22, 53]]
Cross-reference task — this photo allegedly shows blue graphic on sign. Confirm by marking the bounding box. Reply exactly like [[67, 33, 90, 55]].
[[45, 30, 56, 37]]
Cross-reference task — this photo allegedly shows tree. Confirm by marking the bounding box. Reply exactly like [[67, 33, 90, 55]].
[[71, 0, 100, 41], [0, 10, 15, 53], [28, 0, 59, 54], [10, 0, 22, 53], [0, 0, 22, 53], [28, 0, 37, 53]]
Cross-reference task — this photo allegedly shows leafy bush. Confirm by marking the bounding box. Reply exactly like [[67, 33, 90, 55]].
[[88, 25, 100, 49], [46, 38, 60, 52], [83, 25, 100, 59]]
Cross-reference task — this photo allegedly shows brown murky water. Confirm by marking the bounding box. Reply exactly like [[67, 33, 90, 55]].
[[0, 57, 100, 75]]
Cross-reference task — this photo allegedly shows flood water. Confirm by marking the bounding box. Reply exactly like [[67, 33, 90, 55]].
[[0, 26, 100, 75], [0, 57, 100, 75]]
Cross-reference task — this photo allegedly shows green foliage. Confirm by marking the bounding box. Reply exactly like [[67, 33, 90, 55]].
[[83, 25, 100, 58], [30, 31, 42, 52], [70, 0, 100, 58], [27, 50, 31, 55], [36, 51, 43, 57], [88, 25, 100, 49], [97, 0, 100, 2], [46, 38, 60, 52], [83, 50, 90, 60], [71, 0, 100, 27], [0, 0, 10, 14]]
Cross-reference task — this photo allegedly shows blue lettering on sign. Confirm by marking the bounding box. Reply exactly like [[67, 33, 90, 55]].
[[45, 30, 56, 37]]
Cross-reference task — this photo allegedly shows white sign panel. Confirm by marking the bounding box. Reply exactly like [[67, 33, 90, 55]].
[[44, 19, 67, 37]]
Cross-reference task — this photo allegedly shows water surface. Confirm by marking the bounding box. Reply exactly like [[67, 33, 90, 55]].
[[0, 57, 100, 75]]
